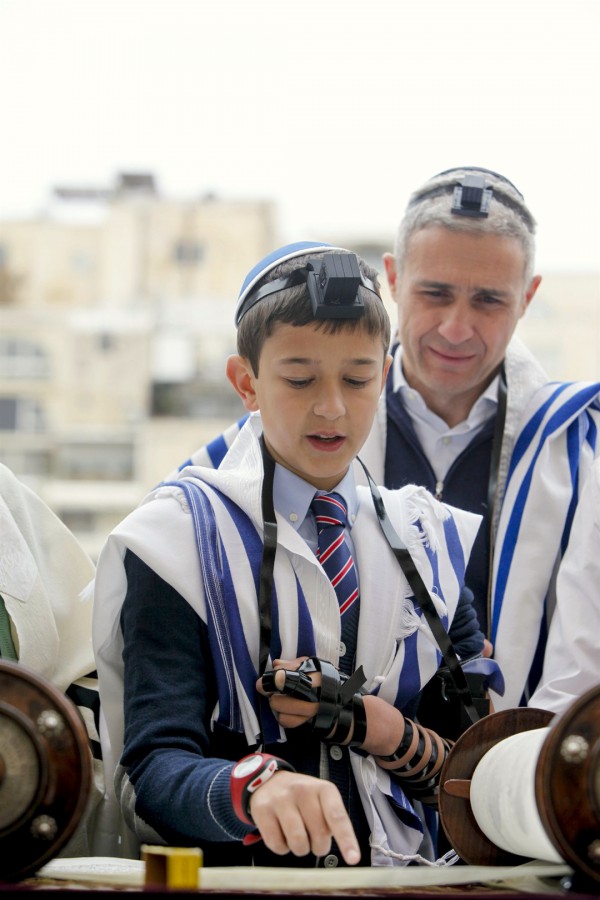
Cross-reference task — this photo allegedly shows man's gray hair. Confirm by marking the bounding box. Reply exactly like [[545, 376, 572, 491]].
[[393, 168, 537, 283]]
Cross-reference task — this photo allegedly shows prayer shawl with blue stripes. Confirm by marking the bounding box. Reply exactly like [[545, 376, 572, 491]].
[[490, 380, 600, 710], [94, 415, 481, 866], [169, 350, 600, 715], [528, 456, 600, 714]]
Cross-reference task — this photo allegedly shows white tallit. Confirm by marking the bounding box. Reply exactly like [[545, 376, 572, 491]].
[[94, 414, 481, 864], [528, 456, 600, 714], [490, 380, 600, 709], [0, 462, 95, 690], [0, 463, 105, 858]]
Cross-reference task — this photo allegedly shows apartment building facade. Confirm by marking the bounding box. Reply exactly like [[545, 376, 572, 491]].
[[0, 173, 276, 557]]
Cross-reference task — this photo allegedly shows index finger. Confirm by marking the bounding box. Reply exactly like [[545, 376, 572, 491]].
[[321, 788, 361, 866]]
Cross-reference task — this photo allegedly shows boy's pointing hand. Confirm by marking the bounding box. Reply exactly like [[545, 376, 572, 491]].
[[248, 767, 361, 865]]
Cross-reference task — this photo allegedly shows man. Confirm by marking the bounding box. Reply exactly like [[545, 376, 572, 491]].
[[170, 168, 600, 711], [372, 167, 542, 648]]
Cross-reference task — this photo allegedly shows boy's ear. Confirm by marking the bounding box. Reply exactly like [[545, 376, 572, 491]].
[[226, 355, 259, 411]]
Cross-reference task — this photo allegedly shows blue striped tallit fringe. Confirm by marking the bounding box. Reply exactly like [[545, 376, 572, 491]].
[[162, 479, 316, 746], [389, 776, 425, 832], [441, 512, 468, 586], [492, 381, 600, 647]]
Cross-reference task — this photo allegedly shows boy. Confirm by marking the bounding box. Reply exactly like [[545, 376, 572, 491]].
[[93, 242, 486, 867]]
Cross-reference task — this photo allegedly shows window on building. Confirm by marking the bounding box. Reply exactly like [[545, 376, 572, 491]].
[[60, 510, 96, 533], [97, 332, 116, 352], [71, 250, 93, 274], [56, 442, 134, 480], [0, 338, 50, 379], [0, 448, 51, 477], [151, 380, 245, 418], [0, 397, 46, 432], [173, 240, 205, 265]]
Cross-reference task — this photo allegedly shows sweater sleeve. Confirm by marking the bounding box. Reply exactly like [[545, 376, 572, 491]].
[[118, 550, 254, 846], [448, 584, 485, 660]]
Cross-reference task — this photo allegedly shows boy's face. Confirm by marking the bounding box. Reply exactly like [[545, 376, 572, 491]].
[[227, 322, 391, 491]]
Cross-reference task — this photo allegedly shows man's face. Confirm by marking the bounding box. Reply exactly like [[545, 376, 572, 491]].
[[227, 322, 391, 491], [384, 226, 541, 426]]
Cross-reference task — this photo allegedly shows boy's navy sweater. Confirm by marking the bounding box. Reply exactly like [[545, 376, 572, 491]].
[[119, 539, 482, 867], [120, 551, 371, 867]]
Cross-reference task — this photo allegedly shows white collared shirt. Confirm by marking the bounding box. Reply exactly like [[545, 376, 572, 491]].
[[392, 347, 499, 482], [273, 464, 359, 558]]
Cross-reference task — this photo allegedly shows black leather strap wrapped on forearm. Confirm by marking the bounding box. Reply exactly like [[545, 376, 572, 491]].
[[375, 715, 454, 804], [326, 692, 367, 747]]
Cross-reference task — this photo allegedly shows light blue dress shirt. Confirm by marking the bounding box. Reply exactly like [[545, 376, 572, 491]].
[[273, 464, 359, 574]]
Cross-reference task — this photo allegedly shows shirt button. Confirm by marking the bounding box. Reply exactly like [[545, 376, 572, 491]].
[[338, 641, 346, 657], [289, 512, 298, 522], [324, 854, 339, 868], [442, 436, 451, 445], [329, 745, 343, 761]]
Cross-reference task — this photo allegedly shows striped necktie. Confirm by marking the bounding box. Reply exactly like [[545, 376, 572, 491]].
[[310, 491, 360, 672]]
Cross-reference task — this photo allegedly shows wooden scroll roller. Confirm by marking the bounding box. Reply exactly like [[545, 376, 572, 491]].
[[0, 659, 92, 882], [439, 684, 600, 887]]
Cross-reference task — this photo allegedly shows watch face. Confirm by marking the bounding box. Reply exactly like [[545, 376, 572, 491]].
[[233, 755, 264, 778]]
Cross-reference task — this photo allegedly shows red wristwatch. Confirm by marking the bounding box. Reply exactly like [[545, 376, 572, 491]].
[[230, 753, 295, 826]]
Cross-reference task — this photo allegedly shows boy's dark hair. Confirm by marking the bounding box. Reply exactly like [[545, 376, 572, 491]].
[[237, 250, 391, 374]]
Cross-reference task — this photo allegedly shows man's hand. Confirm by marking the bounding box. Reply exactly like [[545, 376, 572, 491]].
[[248, 768, 360, 865]]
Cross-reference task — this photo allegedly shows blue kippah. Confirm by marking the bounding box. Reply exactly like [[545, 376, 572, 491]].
[[235, 241, 344, 325]]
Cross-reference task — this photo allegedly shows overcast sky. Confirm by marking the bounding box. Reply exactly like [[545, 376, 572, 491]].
[[0, 0, 598, 274]]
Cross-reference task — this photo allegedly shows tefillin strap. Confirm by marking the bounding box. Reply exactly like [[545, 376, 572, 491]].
[[258, 435, 277, 677], [355, 457, 482, 728], [486, 363, 507, 609]]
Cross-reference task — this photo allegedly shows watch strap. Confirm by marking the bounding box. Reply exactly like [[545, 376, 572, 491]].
[[230, 753, 295, 825]]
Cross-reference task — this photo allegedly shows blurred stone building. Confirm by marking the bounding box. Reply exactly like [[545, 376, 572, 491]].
[[0, 172, 276, 558]]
